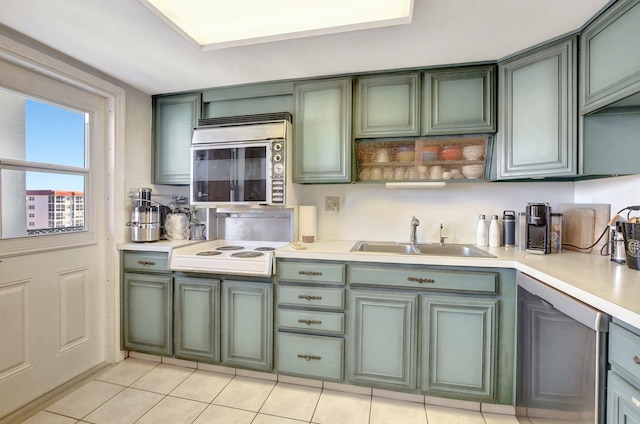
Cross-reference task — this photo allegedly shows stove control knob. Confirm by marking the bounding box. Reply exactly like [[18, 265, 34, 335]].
[[273, 153, 282, 162], [273, 142, 283, 152], [273, 163, 284, 174]]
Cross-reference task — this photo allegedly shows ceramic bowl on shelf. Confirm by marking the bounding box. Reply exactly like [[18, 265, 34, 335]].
[[462, 145, 484, 161], [440, 146, 462, 161], [461, 164, 485, 179], [422, 145, 440, 162], [395, 151, 414, 162]]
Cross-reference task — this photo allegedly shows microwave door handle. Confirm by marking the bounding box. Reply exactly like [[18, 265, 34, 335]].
[[230, 148, 238, 202]]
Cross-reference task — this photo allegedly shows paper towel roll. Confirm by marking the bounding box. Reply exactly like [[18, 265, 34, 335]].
[[299, 205, 317, 243]]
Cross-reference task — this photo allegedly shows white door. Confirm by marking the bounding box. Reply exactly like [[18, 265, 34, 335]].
[[0, 56, 108, 418]]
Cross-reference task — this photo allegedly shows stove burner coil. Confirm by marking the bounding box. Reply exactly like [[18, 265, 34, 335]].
[[216, 245, 244, 251], [254, 247, 276, 252], [196, 251, 223, 256], [230, 251, 265, 258]]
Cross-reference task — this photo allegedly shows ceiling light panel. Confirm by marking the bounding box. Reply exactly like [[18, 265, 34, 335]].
[[140, 0, 413, 49]]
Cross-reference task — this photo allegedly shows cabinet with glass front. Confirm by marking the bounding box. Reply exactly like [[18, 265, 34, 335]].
[[356, 135, 492, 182]]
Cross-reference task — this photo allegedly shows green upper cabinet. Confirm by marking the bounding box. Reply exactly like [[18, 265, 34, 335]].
[[423, 66, 496, 135], [354, 73, 420, 138], [293, 78, 352, 183], [497, 37, 577, 179], [202, 82, 293, 118], [580, 0, 640, 114], [152, 93, 202, 185]]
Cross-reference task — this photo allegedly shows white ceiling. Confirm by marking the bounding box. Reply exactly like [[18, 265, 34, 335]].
[[0, 0, 610, 95]]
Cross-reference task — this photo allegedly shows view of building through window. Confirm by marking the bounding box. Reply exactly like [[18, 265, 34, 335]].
[[0, 89, 87, 238]]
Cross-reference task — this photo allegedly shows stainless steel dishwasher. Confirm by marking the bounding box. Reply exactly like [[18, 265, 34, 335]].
[[516, 272, 609, 423]]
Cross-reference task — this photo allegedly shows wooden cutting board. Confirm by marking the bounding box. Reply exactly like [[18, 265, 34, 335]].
[[558, 203, 611, 254]]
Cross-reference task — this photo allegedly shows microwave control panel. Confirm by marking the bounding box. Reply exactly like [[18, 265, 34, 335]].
[[270, 140, 285, 204]]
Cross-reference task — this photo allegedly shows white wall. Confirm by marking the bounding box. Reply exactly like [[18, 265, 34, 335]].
[[302, 181, 575, 243], [574, 175, 640, 219]]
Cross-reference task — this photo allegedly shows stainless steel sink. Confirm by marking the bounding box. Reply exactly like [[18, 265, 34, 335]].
[[350, 241, 495, 258]]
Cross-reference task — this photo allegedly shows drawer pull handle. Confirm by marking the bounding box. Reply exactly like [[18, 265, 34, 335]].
[[407, 276, 435, 284], [298, 295, 323, 301], [298, 319, 322, 326], [634, 356, 640, 365], [633, 397, 640, 408], [297, 354, 321, 361], [299, 270, 323, 276], [137, 260, 156, 266]]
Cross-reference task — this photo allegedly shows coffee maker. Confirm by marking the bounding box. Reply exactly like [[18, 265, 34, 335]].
[[525, 203, 552, 254]]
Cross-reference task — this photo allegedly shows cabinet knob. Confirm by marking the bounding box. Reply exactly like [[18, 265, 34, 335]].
[[297, 354, 321, 361], [297, 319, 322, 326], [298, 294, 323, 300], [298, 270, 323, 276], [634, 356, 640, 365], [407, 276, 435, 284]]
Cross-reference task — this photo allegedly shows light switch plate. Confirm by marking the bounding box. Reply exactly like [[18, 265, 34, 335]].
[[325, 196, 340, 211]]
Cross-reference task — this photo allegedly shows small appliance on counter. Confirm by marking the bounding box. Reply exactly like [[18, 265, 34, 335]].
[[525, 203, 552, 254], [126, 187, 169, 242], [610, 221, 627, 264]]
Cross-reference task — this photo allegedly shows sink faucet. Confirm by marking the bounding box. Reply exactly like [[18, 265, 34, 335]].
[[410, 216, 420, 245], [439, 223, 447, 245]]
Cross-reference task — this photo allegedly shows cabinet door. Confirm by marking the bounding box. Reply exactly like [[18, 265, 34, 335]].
[[421, 295, 497, 401], [221, 280, 272, 370], [581, 0, 640, 113], [348, 290, 417, 390], [497, 37, 577, 179], [122, 273, 172, 356], [423, 66, 496, 135], [607, 372, 640, 424], [354, 73, 420, 138], [152, 93, 201, 185], [174, 277, 220, 363], [293, 78, 352, 183]]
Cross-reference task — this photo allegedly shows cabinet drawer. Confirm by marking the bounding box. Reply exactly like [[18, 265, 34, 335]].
[[278, 285, 345, 310], [277, 261, 345, 285], [610, 323, 640, 383], [348, 265, 497, 294], [123, 252, 169, 272], [607, 371, 640, 422], [277, 332, 344, 381], [278, 309, 344, 335]]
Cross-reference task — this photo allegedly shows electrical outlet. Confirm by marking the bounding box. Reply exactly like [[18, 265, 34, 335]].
[[325, 196, 340, 212]]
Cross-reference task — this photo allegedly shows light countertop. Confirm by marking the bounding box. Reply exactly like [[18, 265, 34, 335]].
[[118, 239, 640, 329], [277, 240, 640, 329]]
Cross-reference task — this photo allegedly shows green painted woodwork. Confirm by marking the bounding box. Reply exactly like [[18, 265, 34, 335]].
[[276, 261, 345, 285], [123, 251, 168, 272], [349, 264, 497, 293], [221, 280, 273, 370], [421, 296, 497, 400], [277, 309, 344, 335], [349, 290, 418, 390], [293, 78, 352, 183], [498, 37, 577, 179], [607, 372, 640, 423], [581, 0, 640, 113], [152, 92, 201, 185], [174, 277, 220, 363], [423, 66, 496, 135], [277, 285, 345, 310], [354, 73, 420, 138], [277, 332, 344, 381], [122, 272, 173, 356], [202, 81, 294, 118]]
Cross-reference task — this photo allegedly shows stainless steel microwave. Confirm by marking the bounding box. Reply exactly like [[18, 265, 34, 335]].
[[190, 119, 294, 207]]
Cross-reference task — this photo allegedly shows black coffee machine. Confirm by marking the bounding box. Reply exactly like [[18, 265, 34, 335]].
[[525, 203, 551, 254]]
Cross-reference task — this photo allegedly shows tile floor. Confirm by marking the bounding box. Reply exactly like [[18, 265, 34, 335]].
[[17, 357, 530, 424]]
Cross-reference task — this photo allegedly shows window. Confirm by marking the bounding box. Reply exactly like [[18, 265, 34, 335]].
[[0, 88, 87, 239]]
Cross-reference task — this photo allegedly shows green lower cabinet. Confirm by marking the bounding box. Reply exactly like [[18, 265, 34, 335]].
[[221, 280, 273, 371], [607, 372, 640, 423], [122, 272, 173, 356], [348, 290, 418, 390], [174, 277, 220, 363], [277, 332, 344, 381], [420, 296, 498, 401]]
